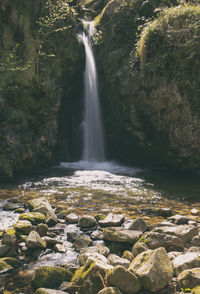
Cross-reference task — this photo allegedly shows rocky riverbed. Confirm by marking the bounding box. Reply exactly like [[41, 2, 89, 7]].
[[0, 194, 200, 294]]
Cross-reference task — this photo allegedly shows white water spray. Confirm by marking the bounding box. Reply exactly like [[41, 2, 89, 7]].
[[79, 21, 105, 162]]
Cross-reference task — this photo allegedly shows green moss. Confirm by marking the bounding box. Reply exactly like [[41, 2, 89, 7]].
[[19, 212, 46, 225], [0, 258, 13, 273], [32, 266, 73, 289], [5, 227, 16, 236]]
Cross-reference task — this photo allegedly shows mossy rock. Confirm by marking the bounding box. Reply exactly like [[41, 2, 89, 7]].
[[5, 227, 16, 236], [35, 288, 67, 294], [14, 220, 32, 236], [19, 212, 46, 225], [2, 257, 22, 268], [0, 258, 13, 274], [32, 266, 73, 289], [192, 286, 200, 294]]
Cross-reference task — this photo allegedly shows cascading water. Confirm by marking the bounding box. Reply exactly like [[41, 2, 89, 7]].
[[79, 21, 105, 162]]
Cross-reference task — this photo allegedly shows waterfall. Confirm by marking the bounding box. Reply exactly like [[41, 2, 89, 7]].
[[79, 21, 105, 163]]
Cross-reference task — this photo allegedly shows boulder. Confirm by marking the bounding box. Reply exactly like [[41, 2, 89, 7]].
[[141, 231, 184, 250], [122, 218, 147, 232], [26, 231, 46, 249], [80, 244, 110, 256], [65, 213, 79, 224], [103, 227, 142, 243], [91, 230, 103, 240], [0, 258, 13, 274], [172, 252, 200, 276], [79, 252, 109, 266], [0, 244, 10, 257], [78, 215, 97, 228], [122, 250, 134, 261], [54, 244, 67, 253], [97, 288, 122, 294], [192, 234, 200, 246], [19, 212, 46, 225], [129, 247, 174, 292], [73, 235, 92, 251], [177, 268, 200, 289], [132, 241, 148, 257], [46, 210, 58, 227], [107, 254, 130, 268], [14, 220, 32, 235], [43, 236, 62, 246], [32, 266, 73, 289], [169, 215, 191, 225], [36, 223, 48, 237], [28, 198, 52, 214], [107, 265, 141, 294], [99, 213, 125, 227], [153, 225, 198, 243], [71, 259, 113, 294]]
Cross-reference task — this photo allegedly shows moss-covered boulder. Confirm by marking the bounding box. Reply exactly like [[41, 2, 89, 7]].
[[14, 220, 33, 236], [19, 212, 46, 225], [32, 266, 73, 289], [129, 247, 174, 292], [71, 259, 113, 294], [107, 265, 141, 294], [0, 258, 13, 274], [26, 231, 46, 249]]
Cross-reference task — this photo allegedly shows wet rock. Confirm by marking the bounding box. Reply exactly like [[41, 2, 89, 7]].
[[80, 244, 110, 256], [141, 231, 184, 250], [54, 244, 67, 253], [107, 254, 130, 268], [132, 241, 148, 257], [78, 215, 97, 228], [32, 266, 73, 289], [73, 235, 92, 251], [0, 245, 10, 257], [103, 227, 142, 243], [99, 213, 125, 227], [28, 198, 52, 215], [107, 265, 141, 294], [26, 231, 46, 249], [2, 257, 22, 268], [169, 214, 191, 225], [43, 236, 62, 246], [46, 210, 58, 227], [122, 250, 134, 261], [129, 247, 174, 292], [19, 212, 46, 225], [97, 288, 122, 294], [191, 209, 199, 216], [79, 252, 109, 266], [35, 289, 68, 294], [14, 207, 25, 213], [155, 208, 173, 217], [71, 259, 113, 294], [187, 247, 200, 253], [14, 220, 32, 236], [153, 225, 198, 243], [91, 230, 103, 240], [67, 231, 81, 242], [37, 223, 48, 237], [157, 221, 176, 227], [177, 268, 200, 289], [172, 252, 200, 276], [2, 233, 17, 246], [122, 217, 147, 232], [65, 213, 79, 224]]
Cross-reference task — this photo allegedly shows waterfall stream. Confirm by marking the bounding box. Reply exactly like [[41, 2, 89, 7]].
[[80, 21, 105, 162]]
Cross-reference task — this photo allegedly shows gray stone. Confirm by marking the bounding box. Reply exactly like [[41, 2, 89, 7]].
[[78, 215, 97, 228], [91, 230, 103, 240], [107, 265, 141, 294], [26, 231, 46, 249], [80, 244, 110, 256], [46, 210, 58, 227], [153, 225, 198, 243], [132, 241, 148, 257], [99, 213, 125, 227], [168, 251, 182, 260], [192, 234, 200, 246], [143, 231, 184, 250], [2, 233, 17, 245], [169, 214, 191, 225], [0, 244, 10, 257], [122, 250, 134, 261], [129, 247, 174, 292], [73, 235, 92, 251], [122, 217, 147, 232], [65, 213, 79, 224], [14, 220, 32, 235], [43, 236, 63, 245], [172, 252, 200, 276], [36, 223, 48, 237], [98, 288, 122, 294], [54, 244, 67, 253], [103, 227, 142, 243], [191, 209, 199, 216], [107, 254, 130, 268], [79, 252, 109, 266], [28, 198, 52, 214], [59, 281, 79, 293], [177, 268, 200, 289]]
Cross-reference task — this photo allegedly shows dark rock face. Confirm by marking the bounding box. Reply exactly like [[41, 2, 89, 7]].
[[95, 1, 200, 170]]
